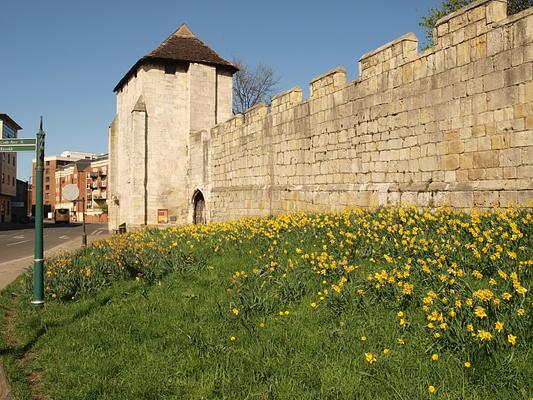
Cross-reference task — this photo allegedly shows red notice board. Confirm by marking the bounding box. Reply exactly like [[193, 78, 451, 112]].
[[157, 209, 168, 224]]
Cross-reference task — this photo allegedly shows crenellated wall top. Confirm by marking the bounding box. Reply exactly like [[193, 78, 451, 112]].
[[211, 0, 532, 139]]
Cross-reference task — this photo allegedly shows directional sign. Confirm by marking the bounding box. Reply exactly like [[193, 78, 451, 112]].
[[0, 145, 36, 152], [0, 138, 37, 152], [0, 138, 36, 145]]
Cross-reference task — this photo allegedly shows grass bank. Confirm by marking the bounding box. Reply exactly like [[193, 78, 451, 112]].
[[0, 206, 531, 399]]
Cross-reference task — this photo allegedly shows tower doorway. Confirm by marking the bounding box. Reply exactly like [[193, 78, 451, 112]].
[[193, 190, 206, 224]]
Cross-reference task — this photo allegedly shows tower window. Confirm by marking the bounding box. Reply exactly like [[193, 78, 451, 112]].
[[165, 64, 176, 75]]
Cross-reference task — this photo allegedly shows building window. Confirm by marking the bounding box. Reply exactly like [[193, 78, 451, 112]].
[[46, 176, 50, 182], [165, 64, 176, 74], [46, 161, 50, 166], [12, 177, 14, 186], [3, 124, 15, 138], [45, 185, 50, 190], [7, 154, 10, 163]]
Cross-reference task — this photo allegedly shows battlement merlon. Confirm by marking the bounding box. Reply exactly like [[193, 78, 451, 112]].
[[244, 102, 269, 122], [309, 67, 346, 98], [433, 0, 507, 49], [271, 87, 303, 111], [358, 33, 418, 81]]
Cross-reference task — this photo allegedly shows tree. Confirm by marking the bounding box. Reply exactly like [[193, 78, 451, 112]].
[[419, 0, 533, 48], [231, 57, 280, 115]]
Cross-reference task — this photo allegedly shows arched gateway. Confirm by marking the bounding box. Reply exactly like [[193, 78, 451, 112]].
[[192, 190, 206, 224]]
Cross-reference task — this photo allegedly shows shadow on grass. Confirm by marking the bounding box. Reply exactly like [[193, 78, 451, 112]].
[[0, 292, 114, 360]]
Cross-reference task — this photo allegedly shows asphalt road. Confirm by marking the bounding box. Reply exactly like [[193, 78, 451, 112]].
[[0, 222, 108, 264]]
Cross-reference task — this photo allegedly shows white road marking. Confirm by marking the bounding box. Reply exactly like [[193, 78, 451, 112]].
[[6, 240, 30, 247], [12, 235, 24, 239], [59, 235, 69, 239]]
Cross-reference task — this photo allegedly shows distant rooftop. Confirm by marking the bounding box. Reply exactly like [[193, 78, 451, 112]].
[[33, 151, 99, 164], [0, 114, 22, 131], [114, 23, 238, 92]]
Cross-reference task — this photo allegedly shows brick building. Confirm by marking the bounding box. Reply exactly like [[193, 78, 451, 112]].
[[32, 151, 97, 217], [54, 154, 108, 222], [0, 114, 22, 223], [87, 154, 109, 222]]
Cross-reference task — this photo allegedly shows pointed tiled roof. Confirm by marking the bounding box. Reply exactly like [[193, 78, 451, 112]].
[[114, 24, 237, 92]]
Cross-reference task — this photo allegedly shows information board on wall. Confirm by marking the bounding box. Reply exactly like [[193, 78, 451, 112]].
[[157, 209, 168, 224]]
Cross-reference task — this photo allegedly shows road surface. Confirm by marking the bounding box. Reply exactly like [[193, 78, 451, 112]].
[[0, 222, 108, 264]]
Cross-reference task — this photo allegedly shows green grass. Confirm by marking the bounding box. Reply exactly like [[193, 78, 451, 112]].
[[0, 208, 531, 399]]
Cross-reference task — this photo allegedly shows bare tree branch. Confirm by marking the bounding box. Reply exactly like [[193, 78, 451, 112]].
[[231, 56, 281, 115]]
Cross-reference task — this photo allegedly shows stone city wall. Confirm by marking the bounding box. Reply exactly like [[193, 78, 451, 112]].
[[205, 0, 533, 221]]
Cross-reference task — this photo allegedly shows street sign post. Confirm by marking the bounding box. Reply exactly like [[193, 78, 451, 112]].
[[31, 119, 45, 309], [0, 124, 45, 308]]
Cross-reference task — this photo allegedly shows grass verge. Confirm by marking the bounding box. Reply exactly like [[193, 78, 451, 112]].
[[0, 206, 531, 399]]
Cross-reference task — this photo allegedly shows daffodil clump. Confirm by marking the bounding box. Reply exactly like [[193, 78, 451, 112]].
[[41, 205, 532, 393]]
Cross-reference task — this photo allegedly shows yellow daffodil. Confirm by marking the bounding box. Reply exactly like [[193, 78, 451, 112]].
[[364, 352, 377, 364]]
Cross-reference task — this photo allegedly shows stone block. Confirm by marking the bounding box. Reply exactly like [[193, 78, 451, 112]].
[[486, 0, 507, 24], [442, 154, 460, 170], [500, 148, 522, 167], [449, 140, 465, 153], [491, 134, 511, 150], [517, 165, 533, 178], [474, 191, 499, 208], [511, 131, 533, 147], [450, 191, 474, 208], [483, 70, 504, 92], [419, 156, 439, 171], [474, 150, 498, 168], [517, 190, 533, 205]]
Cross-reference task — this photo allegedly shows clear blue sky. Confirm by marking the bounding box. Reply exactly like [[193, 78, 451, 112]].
[[0, 0, 440, 181]]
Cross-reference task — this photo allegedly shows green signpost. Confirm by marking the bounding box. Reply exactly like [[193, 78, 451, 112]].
[[0, 120, 44, 307], [32, 119, 45, 308]]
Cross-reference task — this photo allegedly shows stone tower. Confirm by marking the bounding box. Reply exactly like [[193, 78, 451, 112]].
[[108, 24, 237, 230]]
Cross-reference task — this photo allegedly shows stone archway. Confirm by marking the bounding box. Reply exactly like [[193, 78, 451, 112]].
[[192, 190, 206, 225]]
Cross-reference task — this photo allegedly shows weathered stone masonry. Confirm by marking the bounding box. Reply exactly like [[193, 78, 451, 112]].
[[204, 0, 533, 222], [109, 0, 533, 230]]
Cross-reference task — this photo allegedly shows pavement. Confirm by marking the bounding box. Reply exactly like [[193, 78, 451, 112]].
[[0, 223, 110, 400]]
